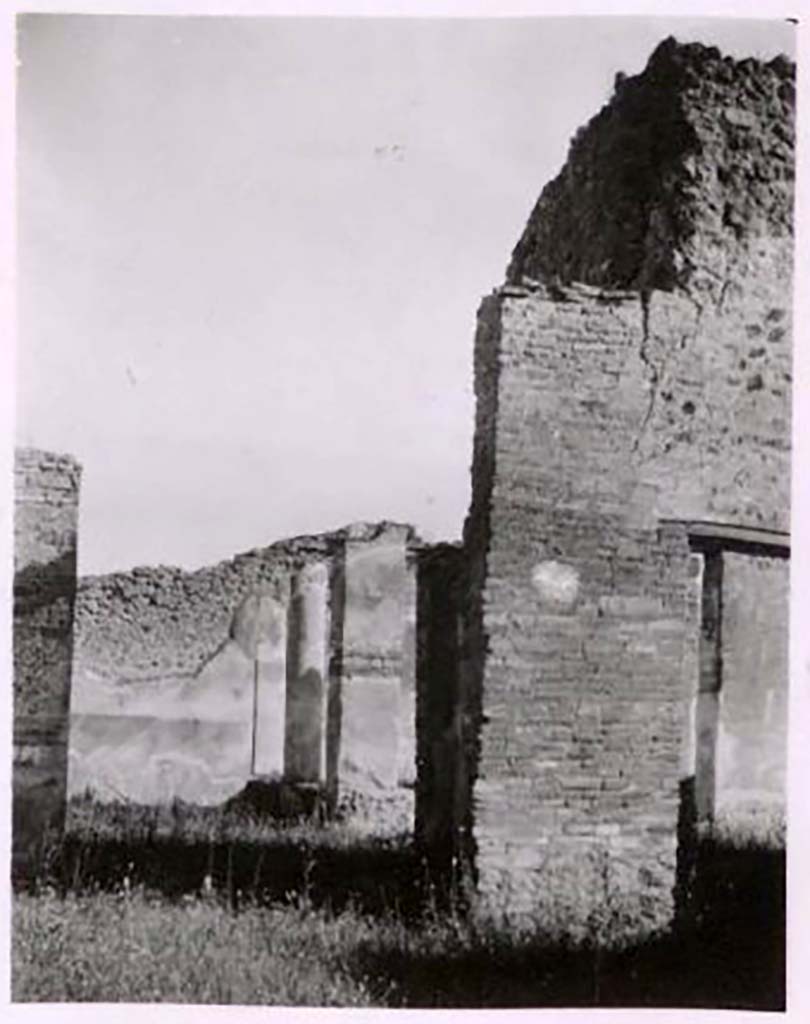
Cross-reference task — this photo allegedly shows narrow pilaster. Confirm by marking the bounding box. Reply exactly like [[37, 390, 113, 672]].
[[285, 562, 330, 784]]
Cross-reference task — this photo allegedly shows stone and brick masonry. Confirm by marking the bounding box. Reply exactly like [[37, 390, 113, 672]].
[[13, 448, 81, 873], [416, 39, 793, 932], [13, 38, 793, 929], [69, 521, 418, 832]]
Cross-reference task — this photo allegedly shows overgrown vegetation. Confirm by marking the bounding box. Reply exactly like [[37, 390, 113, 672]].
[[13, 890, 385, 1005], [11, 794, 786, 1008]]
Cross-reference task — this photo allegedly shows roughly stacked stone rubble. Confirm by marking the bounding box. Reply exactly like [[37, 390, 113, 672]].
[[508, 38, 794, 300]]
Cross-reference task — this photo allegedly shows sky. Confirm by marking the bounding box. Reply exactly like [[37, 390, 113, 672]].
[[15, 13, 797, 575]]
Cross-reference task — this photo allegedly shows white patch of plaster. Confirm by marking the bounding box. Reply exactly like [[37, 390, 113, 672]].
[[530, 560, 580, 610], [296, 561, 329, 591], [231, 591, 285, 657]]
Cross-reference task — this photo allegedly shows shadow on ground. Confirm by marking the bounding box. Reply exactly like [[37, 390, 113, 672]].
[[349, 838, 785, 1009], [18, 789, 420, 918], [15, 795, 785, 1010], [49, 831, 422, 919]]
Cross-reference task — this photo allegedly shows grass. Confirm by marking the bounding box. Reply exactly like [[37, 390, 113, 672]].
[[13, 888, 386, 1005], [11, 794, 786, 1008], [54, 791, 421, 917]]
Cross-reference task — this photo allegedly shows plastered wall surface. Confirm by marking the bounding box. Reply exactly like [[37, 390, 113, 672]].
[[285, 563, 330, 785], [450, 40, 793, 932], [70, 558, 295, 804], [69, 523, 418, 826], [13, 449, 81, 871], [716, 552, 789, 816], [330, 525, 416, 829], [338, 526, 410, 792]]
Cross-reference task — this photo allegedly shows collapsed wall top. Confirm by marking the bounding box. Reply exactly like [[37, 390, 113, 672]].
[[506, 38, 795, 297]]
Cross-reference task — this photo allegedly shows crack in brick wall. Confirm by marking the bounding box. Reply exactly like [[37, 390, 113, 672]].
[[416, 38, 794, 935]]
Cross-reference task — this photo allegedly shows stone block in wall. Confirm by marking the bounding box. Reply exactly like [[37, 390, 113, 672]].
[[13, 448, 81, 875]]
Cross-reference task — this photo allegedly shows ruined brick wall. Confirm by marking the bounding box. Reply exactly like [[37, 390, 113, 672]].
[[13, 448, 81, 873], [508, 38, 795, 299], [455, 40, 793, 932]]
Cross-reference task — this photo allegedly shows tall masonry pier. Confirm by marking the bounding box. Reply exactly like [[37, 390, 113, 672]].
[[13, 448, 82, 875], [417, 39, 794, 933]]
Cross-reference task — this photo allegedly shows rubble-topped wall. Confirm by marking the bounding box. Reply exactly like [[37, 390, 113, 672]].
[[73, 532, 338, 686], [508, 38, 794, 299], [13, 447, 81, 875], [446, 39, 793, 935], [70, 522, 420, 833]]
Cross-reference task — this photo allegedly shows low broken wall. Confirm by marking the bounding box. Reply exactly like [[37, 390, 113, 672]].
[[74, 534, 335, 684], [70, 585, 289, 804], [70, 522, 419, 831], [13, 448, 81, 873], [70, 534, 324, 805]]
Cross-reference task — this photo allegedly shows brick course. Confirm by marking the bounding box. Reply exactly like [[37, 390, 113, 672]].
[[434, 39, 794, 933]]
